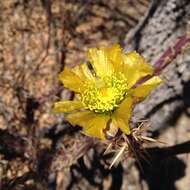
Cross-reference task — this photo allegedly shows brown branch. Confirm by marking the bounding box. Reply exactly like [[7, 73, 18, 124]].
[[36, 85, 63, 104], [133, 33, 190, 87], [154, 33, 190, 75]]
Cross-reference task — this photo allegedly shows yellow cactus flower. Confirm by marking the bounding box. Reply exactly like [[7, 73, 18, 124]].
[[53, 44, 162, 140]]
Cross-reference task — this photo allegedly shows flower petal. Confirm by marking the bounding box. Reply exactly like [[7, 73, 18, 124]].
[[66, 111, 94, 126], [132, 76, 162, 99], [53, 101, 84, 113], [83, 115, 110, 140], [73, 64, 95, 82], [59, 67, 84, 92], [112, 116, 131, 135], [103, 44, 123, 72], [87, 47, 114, 77], [123, 51, 154, 88], [66, 111, 110, 139], [112, 96, 133, 135]]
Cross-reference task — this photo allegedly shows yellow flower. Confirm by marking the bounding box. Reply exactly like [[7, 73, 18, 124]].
[[53, 44, 162, 140]]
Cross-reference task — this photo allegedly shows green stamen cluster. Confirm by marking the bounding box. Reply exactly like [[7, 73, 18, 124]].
[[81, 73, 128, 113]]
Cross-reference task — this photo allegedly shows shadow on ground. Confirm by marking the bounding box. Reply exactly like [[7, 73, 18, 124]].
[[138, 156, 186, 190]]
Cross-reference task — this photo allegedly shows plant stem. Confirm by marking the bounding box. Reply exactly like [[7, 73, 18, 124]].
[[133, 33, 190, 88], [154, 33, 190, 75]]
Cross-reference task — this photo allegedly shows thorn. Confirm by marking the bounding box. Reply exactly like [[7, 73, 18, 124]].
[[109, 143, 127, 169], [141, 136, 166, 144], [104, 143, 113, 155]]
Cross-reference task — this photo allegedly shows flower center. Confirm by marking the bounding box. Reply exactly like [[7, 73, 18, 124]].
[[81, 73, 128, 113]]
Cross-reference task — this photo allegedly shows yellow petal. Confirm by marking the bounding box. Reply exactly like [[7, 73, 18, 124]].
[[53, 101, 84, 113], [123, 51, 154, 88], [66, 111, 110, 139], [59, 67, 84, 92], [66, 111, 94, 126], [72, 65, 86, 81], [112, 117, 131, 135], [83, 115, 110, 140], [112, 96, 133, 135], [103, 44, 123, 72], [73, 64, 95, 81], [132, 76, 162, 98], [87, 47, 114, 77]]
